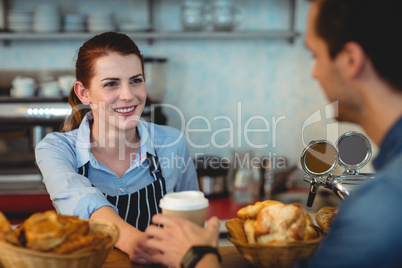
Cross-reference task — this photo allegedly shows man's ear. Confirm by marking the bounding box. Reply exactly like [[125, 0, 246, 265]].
[[339, 41, 367, 79], [74, 81, 90, 105]]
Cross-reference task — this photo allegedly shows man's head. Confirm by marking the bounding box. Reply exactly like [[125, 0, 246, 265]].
[[307, 0, 402, 91], [305, 0, 402, 124]]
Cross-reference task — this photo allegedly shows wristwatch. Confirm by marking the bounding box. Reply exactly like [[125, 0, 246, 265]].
[[181, 246, 222, 268]]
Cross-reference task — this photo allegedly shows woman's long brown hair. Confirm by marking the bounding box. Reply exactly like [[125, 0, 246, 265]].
[[61, 32, 144, 132]]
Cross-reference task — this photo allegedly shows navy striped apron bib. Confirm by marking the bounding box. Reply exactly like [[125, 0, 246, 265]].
[[78, 152, 167, 231]]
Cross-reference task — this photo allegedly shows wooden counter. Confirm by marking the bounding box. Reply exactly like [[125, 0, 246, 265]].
[[102, 246, 253, 268]]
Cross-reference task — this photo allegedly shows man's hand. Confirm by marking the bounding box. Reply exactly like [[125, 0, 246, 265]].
[[144, 214, 220, 268]]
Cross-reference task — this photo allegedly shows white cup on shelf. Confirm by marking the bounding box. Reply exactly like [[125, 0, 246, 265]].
[[11, 76, 36, 97], [58, 75, 75, 97], [40, 81, 60, 97]]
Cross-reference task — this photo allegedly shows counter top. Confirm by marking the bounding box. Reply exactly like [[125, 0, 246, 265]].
[[102, 246, 252, 268]]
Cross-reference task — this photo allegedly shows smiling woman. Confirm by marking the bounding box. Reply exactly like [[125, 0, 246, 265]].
[[34, 32, 199, 264]]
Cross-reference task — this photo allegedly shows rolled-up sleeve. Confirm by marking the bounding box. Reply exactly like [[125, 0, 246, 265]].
[[35, 133, 116, 219]]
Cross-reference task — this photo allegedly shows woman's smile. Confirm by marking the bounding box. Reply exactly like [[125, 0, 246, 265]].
[[112, 105, 136, 116]]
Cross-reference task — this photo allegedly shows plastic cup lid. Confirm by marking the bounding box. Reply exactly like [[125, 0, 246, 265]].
[[159, 191, 208, 211]]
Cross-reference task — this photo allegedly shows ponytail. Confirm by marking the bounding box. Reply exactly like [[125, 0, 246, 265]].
[[60, 86, 91, 132]]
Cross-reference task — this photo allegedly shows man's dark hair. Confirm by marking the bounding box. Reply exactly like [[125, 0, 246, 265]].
[[310, 0, 402, 90]]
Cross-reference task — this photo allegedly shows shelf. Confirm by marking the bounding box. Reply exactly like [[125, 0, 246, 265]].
[[0, 0, 298, 44], [0, 30, 299, 43], [0, 96, 68, 103], [145, 30, 299, 40]]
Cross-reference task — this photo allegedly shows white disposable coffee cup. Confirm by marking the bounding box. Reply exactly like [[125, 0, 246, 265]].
[[159, 191, 209, 226]]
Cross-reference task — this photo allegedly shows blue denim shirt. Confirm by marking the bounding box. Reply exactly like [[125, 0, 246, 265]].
[[35, 112, 199, 219], [297, 117, 402, 268]]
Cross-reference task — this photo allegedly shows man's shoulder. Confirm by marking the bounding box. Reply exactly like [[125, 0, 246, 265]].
[[355, 154, 402, 199], [379, 153, 402, 184]]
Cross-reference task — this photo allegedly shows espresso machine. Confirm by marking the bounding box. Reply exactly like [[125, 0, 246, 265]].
[[301, 131, 375, 207]]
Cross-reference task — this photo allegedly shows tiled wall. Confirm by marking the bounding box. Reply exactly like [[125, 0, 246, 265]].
[[0, 0, 374, 171]]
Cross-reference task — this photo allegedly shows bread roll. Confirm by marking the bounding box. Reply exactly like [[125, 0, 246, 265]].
[[315, 206, 338, 233], [255, 203, 308, 244]]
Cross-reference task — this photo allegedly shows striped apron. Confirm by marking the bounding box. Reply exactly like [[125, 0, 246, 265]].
[[78, 152, 167, 231]]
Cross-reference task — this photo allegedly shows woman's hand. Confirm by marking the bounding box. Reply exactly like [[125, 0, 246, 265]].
[[144, 214, 220, 268], [129, 231, 153, 264]]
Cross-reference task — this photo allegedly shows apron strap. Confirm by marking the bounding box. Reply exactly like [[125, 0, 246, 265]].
[[146, 152, 164, 182], [78, 162, 89, 177]]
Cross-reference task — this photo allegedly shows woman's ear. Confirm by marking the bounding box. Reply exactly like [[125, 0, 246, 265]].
[[74, 81, 90, 105]]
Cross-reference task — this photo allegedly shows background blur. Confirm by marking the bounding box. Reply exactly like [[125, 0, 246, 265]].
[[0, 0, 375, 169]]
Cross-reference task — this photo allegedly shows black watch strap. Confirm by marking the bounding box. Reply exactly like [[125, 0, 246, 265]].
[[181, 246, 222, 268]]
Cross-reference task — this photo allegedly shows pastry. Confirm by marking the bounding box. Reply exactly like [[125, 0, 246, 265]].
[[237, 200, 282, 219], [0, 210, 112, 254], [225, 218, 247, 243], [0, 211, 21, 246], [255, 203, 308, 244], [0, 211, 12, 234], [244, 219, 256, 244], [52, 232, 110, 254], [315, 206, 338, 233], [227, 200, 320, 245], [304, 213, 319, 240], [23, 210, 68, 251]]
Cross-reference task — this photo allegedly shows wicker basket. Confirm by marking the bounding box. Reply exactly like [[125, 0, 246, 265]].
[[227, 219, 323, 268], [0, 219, 119, 268]]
